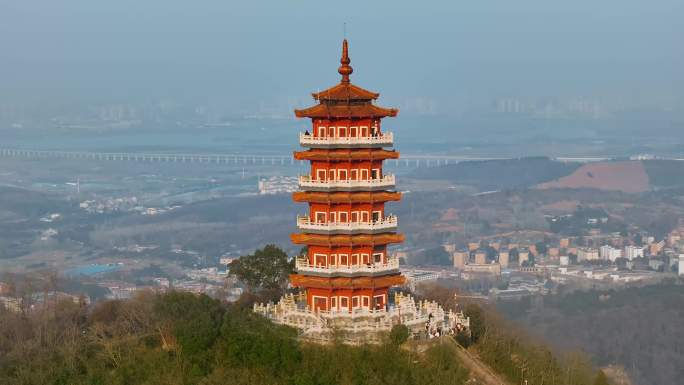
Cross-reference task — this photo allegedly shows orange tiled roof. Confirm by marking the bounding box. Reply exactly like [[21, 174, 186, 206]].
[[294, 102, 397, 119], [294, 148, 399, 161], [294, 40, 398, 119], [312, 82, 379, 101]]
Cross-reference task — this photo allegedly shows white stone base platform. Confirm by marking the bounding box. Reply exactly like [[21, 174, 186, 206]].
[[254, 292, 470, 344]]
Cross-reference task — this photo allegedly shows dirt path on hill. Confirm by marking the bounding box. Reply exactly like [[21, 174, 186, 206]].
[[445, 337, 511, 385]]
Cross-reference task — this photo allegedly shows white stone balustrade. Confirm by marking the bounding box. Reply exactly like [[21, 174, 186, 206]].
[[252, 292, 470, 344], [296, 215, 398, 234], [295, 256, 400, 275], [298, 174, 395, 191], [299, 132, 393, 148]]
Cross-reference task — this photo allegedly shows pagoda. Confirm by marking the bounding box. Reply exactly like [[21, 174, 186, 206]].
[[255, 40, 468, 343]]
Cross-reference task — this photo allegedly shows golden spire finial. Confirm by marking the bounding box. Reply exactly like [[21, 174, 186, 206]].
[[338, 39, 353, 83]]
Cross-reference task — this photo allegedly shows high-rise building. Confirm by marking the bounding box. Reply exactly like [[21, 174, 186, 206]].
[[498, 250, 509, 268], [453, 251, 468, 269], [600, 245, 622, 262], [474, 250, 487, 265], [577, 247, 599, 262], [255, 40, 467, 342], [625, 245, 644, 260]]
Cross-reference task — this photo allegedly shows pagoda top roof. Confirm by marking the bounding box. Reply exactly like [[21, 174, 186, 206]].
[[294, 103, 397, 119], [294, 40, 398, 119], [312, 82, 379, 102]]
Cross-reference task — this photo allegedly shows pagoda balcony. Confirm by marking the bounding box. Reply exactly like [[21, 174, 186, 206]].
[[299, 132, 393, 148], [298, 175, 395, 191], [295, 256, 400, 276], [296, 215, 398, 234]]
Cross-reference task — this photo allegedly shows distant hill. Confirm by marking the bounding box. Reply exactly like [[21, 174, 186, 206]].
[[643, 160, 684, 189], [536, 159, 684, 193], [410, 157, 580, 191], [537, 161, 650, 193], [411, 157, 684, 193]]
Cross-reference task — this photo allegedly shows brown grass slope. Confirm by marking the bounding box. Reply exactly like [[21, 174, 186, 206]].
[[536, 161, 650, 193]]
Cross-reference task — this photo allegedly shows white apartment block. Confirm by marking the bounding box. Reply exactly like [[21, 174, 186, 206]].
[[624, 245, 644, 260], [599, 245, 622, 262], [577, 248, 599, 262]]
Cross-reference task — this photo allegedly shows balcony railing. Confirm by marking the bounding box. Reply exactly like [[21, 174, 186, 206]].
[[295, 256, 400, 275], [297, 215, 398, 234], [298, 175, 395, 191], [299, 132, 393, 148]]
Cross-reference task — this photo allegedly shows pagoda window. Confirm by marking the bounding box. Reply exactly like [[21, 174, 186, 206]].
[[373, 253, 383, 264], [338, 169, 347, 180], [339, 212, 348, 223], [360, 169, 369, 180], [371, 168, 380, 179], [351, 211, 359, 222], [351, 254, 359, 266], [360, 126, 368, 136], [316, 169, 326, 181], [352, 296, 360, 308], [315, 212, 326, 223], [361, 212, 369, 222], [317, 126, 326, 137], [329, 212, 337, 223], [339, 254, 348, 266], [373, 294, 385, 309], [331, 296, 337, 310], [361, 254, 370, 265], [338, 127, 347, 137], [350, 169, 358, 180], [314, 254, 326, 267], [329, 254, 337, 266], [327, 127, 335, 137], [362, 296, 370, 308], [350, 126, 358, 137], [372, 211, 381, 222], [313, 296, 327, 311], [340, 297, 349, 309]]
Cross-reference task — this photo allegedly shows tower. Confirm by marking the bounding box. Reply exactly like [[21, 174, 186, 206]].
[[255, 40, 468, 343], [290, 39, 405, 313]]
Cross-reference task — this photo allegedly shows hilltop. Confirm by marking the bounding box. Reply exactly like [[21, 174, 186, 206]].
[[0, 285, 607, 385]]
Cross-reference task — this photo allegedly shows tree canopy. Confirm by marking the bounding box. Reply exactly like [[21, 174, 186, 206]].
[[228, 244, 294, 291]]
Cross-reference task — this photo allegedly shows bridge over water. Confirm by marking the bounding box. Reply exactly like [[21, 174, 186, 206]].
[[0, 148, 618, 168]]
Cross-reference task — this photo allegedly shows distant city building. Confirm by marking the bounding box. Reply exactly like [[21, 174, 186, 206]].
[[577, 248, 599, 262], [498, 250, 510, 268], [474, 250, 487, 265], [679, 255, 684, 277], [443, 243, 456, 254], [462, 263, 501, 276], [649, 241, 665, 256], [559, 256, 570, 266], [453, 251, 468, 269], [0, 282, 11, 295], [625, 245, 645, 260], [518, 249, 530, 265], [599, 245, 622, 262], [649, 259, 665, 271]]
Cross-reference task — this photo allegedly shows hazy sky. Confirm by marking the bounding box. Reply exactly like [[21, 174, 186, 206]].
[[0, 1, 682, 110]]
